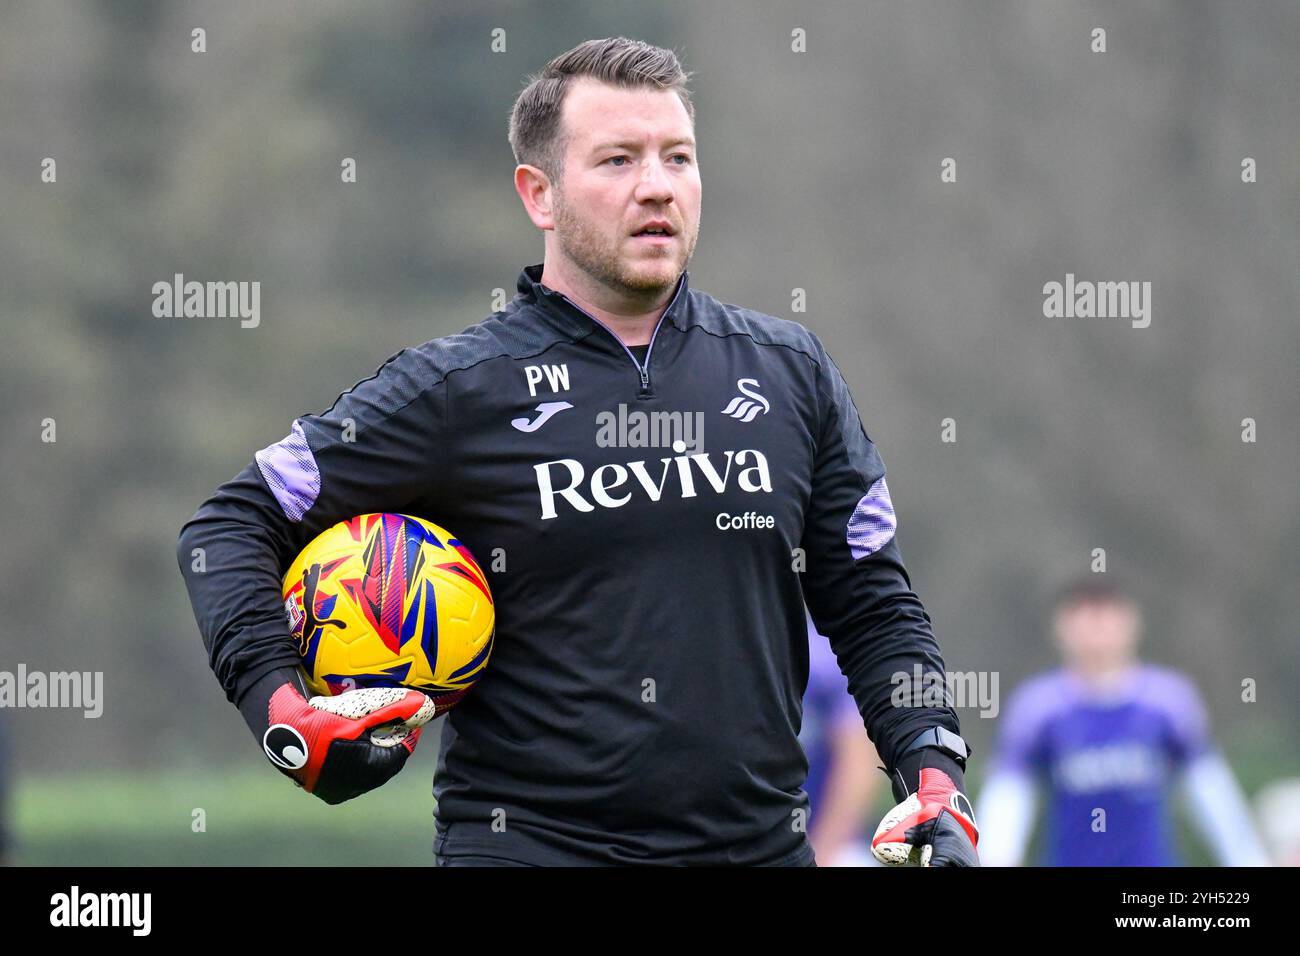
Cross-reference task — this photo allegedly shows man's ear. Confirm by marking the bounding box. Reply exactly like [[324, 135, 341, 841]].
[[514, 164, 555, 231]]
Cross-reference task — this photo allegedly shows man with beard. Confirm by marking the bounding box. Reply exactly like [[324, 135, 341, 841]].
[[178, 37, 976, 867]]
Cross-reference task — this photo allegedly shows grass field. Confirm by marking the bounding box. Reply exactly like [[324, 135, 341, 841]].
[[7, 733, 1284, 866], [10, 758, 443, 866], [8, 765, 1221, 867]]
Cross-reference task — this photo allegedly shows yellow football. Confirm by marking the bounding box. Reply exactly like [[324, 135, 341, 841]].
[[280, 513, 494, 716]]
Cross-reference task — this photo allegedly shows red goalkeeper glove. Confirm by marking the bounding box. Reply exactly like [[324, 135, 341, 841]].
[[872, 736, 980, 867], [238, 667, 435, 805]]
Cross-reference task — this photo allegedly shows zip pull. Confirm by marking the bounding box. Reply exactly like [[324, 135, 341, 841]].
[[639, 363, 650, 390]]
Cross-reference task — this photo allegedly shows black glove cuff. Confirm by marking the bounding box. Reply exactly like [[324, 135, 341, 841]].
[[889, 746, 968, 804], [235, 666, 308, 738]]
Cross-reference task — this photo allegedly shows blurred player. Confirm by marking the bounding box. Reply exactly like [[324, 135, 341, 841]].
[[978, 577, 1270, 866], [800, 609, 881, 866]]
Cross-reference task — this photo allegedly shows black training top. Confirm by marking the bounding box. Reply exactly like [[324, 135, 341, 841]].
[[177, 262, 959, 865]]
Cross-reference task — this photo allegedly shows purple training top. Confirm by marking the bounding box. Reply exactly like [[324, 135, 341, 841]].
[[992, 664, 1212, 866]]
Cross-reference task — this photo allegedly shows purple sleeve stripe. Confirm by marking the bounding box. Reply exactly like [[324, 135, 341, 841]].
[[846, 475, 896, 560], [254, 419, 320, 522]]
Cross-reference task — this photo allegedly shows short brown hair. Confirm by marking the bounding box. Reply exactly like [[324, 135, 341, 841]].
[[1053, 575, 1137, 612], [508, 37, 695, 186]]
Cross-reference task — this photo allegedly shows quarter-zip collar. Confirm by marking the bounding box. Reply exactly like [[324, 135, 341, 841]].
[[515, 262, 692, 342], [514, 262, 691, 398]]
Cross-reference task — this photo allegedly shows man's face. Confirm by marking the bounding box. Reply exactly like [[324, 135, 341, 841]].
[[1053, 599, 1141, 673], [549, 78, 701, 297]]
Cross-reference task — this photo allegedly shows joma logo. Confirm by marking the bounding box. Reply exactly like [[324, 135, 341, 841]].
[[534, 449, 773, 519]]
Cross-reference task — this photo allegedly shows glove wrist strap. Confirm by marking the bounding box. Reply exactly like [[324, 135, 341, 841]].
[[235, 666, 308, 738], [889, 728, 971, 801]]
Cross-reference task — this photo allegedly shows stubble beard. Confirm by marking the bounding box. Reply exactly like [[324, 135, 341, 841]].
[[552, 189, 696, 300]]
